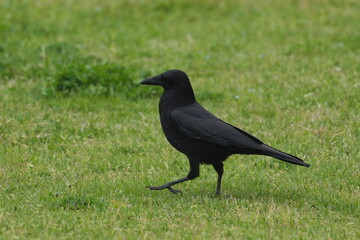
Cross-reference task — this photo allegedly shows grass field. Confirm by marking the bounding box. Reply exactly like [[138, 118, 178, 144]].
[[1, 0, 359, 239]]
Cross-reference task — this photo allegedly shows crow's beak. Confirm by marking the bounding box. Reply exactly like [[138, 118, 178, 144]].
[[140, 75, 163, 86]]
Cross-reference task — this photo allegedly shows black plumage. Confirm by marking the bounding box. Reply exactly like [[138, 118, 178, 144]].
[[140, 69, 310, 195]]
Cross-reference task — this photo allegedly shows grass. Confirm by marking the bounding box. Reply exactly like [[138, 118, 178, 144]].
[[0, 0, 359, 239]]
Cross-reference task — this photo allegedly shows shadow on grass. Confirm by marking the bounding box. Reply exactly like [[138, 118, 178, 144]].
[[211, 181, 357, 217], [143, 177, 358, 218]]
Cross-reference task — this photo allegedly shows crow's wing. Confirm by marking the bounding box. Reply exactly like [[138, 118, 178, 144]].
[[171, 103, 264, 150]]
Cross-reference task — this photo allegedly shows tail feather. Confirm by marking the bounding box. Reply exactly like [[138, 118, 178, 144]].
[[262, 145, 310, 167]]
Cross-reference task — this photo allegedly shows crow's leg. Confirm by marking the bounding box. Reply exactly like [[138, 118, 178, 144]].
[[147, 158, 199, 194], [146, 177, 189, 194], [212, 162, 224, 196]]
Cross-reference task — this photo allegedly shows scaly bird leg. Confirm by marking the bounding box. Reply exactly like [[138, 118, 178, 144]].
[[213, 163, 224, 196], [147, 158, 200, 195], [146, 177, 190, 194]]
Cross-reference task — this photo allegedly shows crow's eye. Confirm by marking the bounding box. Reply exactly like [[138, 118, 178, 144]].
[[160, 74, 166, 81]]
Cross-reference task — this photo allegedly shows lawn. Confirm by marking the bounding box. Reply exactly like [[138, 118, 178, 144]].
[[0, 0, 359, 239]]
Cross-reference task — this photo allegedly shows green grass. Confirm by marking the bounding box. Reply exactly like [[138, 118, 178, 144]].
[[1, 0, 359, 239]]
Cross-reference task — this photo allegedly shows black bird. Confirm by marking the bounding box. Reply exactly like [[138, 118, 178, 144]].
[[140, 69, 310, 195]]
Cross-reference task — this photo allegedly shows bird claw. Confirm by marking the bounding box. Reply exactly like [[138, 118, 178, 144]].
[[146, 185, 182, 195], [167, 187, 182, 195]]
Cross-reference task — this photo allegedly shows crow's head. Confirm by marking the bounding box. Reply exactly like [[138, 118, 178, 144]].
[[140, 69, 193, 91]]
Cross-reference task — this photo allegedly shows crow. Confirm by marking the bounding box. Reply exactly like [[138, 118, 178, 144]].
[[140, 69, 310, 195]]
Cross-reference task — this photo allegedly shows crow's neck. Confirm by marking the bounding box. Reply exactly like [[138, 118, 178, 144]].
[[160, 89, 196, 110]]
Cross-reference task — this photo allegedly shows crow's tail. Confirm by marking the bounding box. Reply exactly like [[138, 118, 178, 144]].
[[262, 144, 310, 167]]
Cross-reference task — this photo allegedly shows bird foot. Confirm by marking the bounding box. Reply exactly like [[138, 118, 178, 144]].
[[146, 185, 182, 195]]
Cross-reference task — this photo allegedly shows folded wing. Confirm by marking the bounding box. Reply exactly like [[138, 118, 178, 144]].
[[171, 103, 264, 150]]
